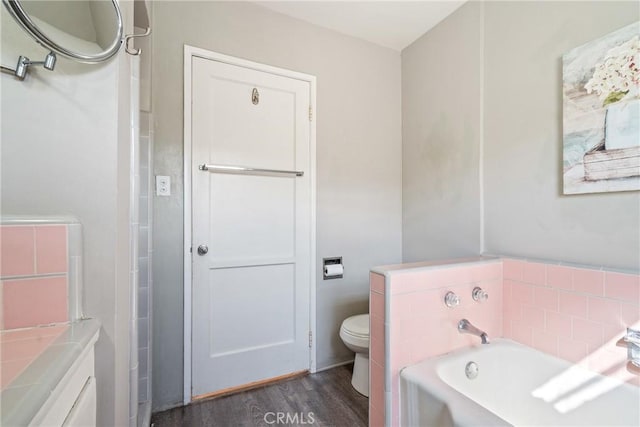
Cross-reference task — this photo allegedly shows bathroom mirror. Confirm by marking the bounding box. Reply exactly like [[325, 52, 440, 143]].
[[2, 0, 123, 63]]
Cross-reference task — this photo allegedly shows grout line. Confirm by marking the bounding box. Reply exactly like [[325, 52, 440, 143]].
[[0, 272, 68, 281], [509, 277, 638, 304]]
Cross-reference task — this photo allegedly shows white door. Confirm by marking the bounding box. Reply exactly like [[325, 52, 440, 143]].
[[190, 56, 312, 397]]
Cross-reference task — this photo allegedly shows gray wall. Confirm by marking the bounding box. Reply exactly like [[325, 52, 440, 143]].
[[403, 1, 640, 271], [0, 4, 134, 426], [483, 1, 640, 270], [151, 2, 402, 410], [402, 2, 483, 262]]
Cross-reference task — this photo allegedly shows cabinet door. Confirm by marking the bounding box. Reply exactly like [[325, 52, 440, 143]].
[[62, 377, 96, 427]]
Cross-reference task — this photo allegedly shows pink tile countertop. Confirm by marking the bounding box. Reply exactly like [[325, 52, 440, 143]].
[[0, 319, 100, 426], [1, 324, 68, 389]]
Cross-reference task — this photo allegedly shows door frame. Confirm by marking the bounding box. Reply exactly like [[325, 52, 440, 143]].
[[183, 45, 317, 405]]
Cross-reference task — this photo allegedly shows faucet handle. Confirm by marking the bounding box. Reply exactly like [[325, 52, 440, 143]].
[[444, 291, 460, 308], [624, 328, 640, 369], [624, 328, 640, 346], [472, 287, 489, 302]]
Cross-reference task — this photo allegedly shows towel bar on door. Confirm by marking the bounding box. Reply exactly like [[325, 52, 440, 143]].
[[198, 164, 304, 177]]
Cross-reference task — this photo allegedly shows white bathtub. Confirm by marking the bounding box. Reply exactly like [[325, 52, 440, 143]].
[[400, 339, 640, 426]]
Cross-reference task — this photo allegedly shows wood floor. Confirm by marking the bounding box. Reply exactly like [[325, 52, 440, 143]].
[[151, 364, 368, 427]]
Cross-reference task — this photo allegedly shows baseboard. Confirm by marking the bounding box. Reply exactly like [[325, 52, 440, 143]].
[[192, 370, 309, 402], [315, 358, 355, 373], [151, 400, 183, 414]]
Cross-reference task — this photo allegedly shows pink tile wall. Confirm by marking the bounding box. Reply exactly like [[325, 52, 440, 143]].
[[0, 225, 69, 330], [0, 226, 35, 277], [374, 258, 640, 426], [372, 261, 503, 426], [503, 259, 640, 387], [2, 277, 69, 329], [35, 226, 68, 274], [370, 273, 385, 427]]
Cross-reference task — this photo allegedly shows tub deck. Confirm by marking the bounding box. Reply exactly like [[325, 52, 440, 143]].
[[401, 339, 640, 426]]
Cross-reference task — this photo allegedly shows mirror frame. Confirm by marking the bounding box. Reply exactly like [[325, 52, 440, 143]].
[[2, 0, 124, 63]]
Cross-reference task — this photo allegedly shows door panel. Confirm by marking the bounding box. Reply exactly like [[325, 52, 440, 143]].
[[191, 56, 311, 397], [208, 174, 295, 261], [207, 264, 295, 356], [198, 64, 297, 170]]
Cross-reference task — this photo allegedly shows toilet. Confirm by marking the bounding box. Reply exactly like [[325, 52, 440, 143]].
[[339, 314, 370, 397]]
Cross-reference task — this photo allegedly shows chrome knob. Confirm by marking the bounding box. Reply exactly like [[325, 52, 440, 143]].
[[444, 291, 460, 308], [472, 287, 488, 302], [197, 244, 208, 256]]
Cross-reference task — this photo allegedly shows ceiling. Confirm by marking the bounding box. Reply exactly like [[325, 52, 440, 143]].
[[254, 1, 466, 51]]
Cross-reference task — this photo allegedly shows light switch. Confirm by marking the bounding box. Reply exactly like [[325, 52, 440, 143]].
[[156, 176, 170, 196]]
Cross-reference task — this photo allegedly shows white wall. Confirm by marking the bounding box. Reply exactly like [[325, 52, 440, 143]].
[[402, 1, 482, 262], [403, 1, 639, 271], [0, 4, 134, 425], [151, 1, 402, 410], [483, 1, 640, 270]]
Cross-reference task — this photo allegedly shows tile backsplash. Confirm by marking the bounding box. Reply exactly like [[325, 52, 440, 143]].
[[0, 219, 83, 329], [503, 258, 640, 386], [3, 276, 68, 330]]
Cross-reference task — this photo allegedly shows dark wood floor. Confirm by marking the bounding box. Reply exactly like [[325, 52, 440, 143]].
[[151, 364, 368, 427]]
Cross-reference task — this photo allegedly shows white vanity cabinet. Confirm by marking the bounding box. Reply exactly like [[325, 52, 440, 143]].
[[62, 377, 97, 427], [30, 343, 97, 427]]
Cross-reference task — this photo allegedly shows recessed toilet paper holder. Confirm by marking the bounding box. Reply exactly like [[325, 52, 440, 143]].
[[323, 257, 344, 280]]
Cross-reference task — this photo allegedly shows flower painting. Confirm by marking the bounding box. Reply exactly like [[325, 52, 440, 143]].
[[563, 22, 640, 194]]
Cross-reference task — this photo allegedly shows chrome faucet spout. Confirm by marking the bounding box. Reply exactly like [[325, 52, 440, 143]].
[[458, 319, 490, 344]]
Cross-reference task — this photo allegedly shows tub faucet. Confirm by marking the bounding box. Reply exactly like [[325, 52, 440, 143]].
[[458, 319, 490, 344], [623, 327, 640, 368]]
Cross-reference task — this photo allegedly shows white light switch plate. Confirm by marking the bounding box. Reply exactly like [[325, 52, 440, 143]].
[[156, 176, 170, 196]]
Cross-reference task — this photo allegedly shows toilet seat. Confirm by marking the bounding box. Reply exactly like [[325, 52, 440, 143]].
[[341, 314, 369, 338], [340, 314, 370, 350]]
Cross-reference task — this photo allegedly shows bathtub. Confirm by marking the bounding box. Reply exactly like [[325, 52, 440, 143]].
[[400, 339, 640, 426]]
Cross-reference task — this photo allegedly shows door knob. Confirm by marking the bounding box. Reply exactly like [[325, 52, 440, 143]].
[[197, 245, 208, 256]]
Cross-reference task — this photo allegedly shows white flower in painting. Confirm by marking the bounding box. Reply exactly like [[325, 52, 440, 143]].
[[585, 35, 640, 105]]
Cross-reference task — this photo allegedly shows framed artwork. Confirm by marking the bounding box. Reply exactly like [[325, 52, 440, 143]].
[[563, 22, 639, 194]]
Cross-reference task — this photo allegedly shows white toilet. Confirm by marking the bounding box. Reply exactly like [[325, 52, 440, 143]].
[[339, 314, 370, 397]]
